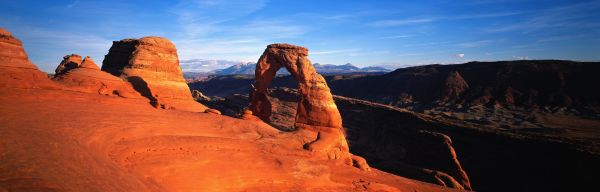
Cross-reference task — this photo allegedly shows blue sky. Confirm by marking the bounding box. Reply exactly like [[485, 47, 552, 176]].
[[1, 0, 599, 72]]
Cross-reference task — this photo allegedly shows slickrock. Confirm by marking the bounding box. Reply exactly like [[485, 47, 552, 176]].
[[52, 55, 141, 98], [250, 43, 363, 168], [101, 36, 208, 111], [0, 30, 468, 192], [0, 28, 57, 89]]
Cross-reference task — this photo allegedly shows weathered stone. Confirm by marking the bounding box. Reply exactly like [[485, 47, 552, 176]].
[[102, 36, 208, 111], [53, 55, 141, 98], [0, 28, 57, 89], [249, 43, 355, 165]]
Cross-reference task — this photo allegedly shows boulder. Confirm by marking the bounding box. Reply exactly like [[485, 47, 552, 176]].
[[191, 89, 211, 101], [204, 108, 221, 115], [101, 37, 208, 111], [0, 28, 57, 89]]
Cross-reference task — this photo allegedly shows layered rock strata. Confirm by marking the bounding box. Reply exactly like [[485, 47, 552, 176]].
[[102, 37, 208, 111]]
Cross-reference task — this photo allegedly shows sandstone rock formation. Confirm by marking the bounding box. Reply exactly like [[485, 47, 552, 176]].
[[0, 30, 461, 192], [54, 54, 83, 75], [246, 87, 471, 189], [80, 56, 100, 70], [191, 89, 211, 101], [52, 55, 141, 98], [102, 37, 207, 111], [0, 28, 56, 89], [250, 44, 360, 167]]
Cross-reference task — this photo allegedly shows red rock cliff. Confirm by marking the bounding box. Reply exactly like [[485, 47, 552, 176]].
[[0, 28, 57, 89], [101, 37, 207, 111]]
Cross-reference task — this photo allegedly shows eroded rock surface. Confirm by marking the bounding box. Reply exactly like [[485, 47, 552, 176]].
[[0, 29, 465, 192], [0, 28, 57, 89], [250, 44, 356, 165], [52, 55, 141, 98], [54, 54, 83, 75], [102, 37, 207, 111], [246, 87, 472, 189]]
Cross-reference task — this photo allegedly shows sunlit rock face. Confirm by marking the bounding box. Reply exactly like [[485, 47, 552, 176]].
[[249, 44, 368, 170], [102, 36, 208, 111], [52, 55, 141, 98], [251, 43, 343, 130], [0, 28, 57, 89]]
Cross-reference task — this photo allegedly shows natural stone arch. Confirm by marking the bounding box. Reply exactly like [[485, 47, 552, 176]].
[[249, 44, 370, 171], [250, 43, 343, 131]]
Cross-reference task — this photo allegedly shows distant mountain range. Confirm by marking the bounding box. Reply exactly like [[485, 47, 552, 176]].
[[180, 59, 255, 72], [212, 62, 391, 75], [183, 62, 391, 81]]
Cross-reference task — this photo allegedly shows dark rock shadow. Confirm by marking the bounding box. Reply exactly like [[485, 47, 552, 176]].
[[126, 76, 158, 106]]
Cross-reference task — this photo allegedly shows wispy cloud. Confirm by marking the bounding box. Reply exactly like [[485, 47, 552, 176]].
[[452, 12, 521, 20], [402, 41, 455, 48], [369, 11, 521, 27], [486, 1, 600, 33], [173, 0, 268, 37], [380, 35, 412, 39], [170, 0, 310, 65], [234, 19, 308, 39], [312, 49, 361, 55], [66, 0, 79, 8], [458, 40, 494, 48], [14, 27, 112, 72], [368, 18, 434, 27], [537, 34, 586, 42]]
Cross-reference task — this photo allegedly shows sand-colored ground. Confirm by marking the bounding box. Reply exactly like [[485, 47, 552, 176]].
[[0, 87, 462, 192]]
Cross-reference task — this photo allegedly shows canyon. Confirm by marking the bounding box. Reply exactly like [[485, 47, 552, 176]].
[[190, 60, 600, 191]]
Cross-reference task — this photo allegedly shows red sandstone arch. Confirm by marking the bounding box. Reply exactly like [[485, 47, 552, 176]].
[[249, 44, 371, 171], [249, 44, 343, 132]]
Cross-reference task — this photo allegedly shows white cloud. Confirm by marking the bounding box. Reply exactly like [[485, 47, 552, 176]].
[[456, 53, 465, 58]]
